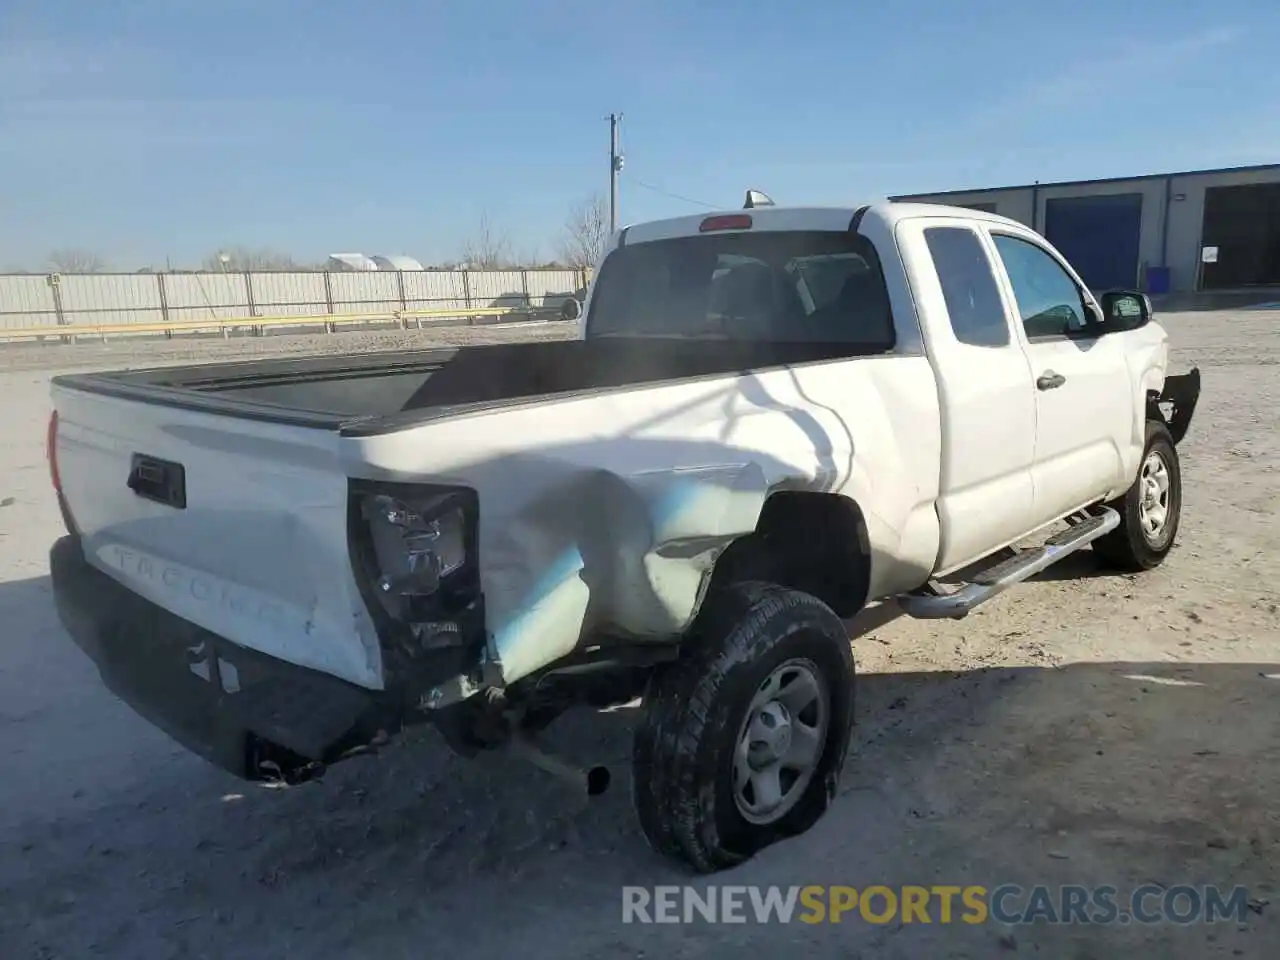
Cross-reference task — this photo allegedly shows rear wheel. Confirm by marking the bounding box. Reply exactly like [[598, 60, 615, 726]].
[[1093, 421, 1182, 571], [631, 582, 855, 873]]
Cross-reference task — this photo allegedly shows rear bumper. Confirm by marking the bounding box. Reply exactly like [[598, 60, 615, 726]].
[[50, 535, 392, 779]]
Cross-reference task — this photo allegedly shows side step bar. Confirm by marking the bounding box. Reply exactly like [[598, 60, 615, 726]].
[[899, 507, 1120, 620]]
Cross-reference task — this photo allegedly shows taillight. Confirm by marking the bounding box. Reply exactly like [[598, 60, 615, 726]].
[[47, 410, 61, 494], [699, 214, 753, 232], [47, 409, 77, 535], [348, 481, 481, 629]]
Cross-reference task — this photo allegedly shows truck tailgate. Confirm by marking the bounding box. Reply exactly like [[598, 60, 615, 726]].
[[50, 382, 384, 689]]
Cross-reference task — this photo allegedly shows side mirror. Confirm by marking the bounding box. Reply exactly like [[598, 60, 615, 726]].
[[560, 297, 583, 322], [1098, 289, 1152, 333]]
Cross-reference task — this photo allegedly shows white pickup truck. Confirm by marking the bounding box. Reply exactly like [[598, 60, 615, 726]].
[[48, 195, 1200, 873]]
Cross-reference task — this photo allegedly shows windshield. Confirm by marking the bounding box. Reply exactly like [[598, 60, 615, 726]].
[[585, 230, 895, 349]]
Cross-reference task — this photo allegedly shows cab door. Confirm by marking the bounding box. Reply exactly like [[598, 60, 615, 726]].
[[984, 229, 1134, 525], [899, 217, 1037, 573]]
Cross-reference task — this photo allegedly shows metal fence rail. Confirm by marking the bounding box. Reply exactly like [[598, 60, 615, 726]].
[[0, 267, 589, 340], [0, 305, 569, 342]]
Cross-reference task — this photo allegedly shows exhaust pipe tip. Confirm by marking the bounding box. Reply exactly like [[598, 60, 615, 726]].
[[586, 765, 611, 797]]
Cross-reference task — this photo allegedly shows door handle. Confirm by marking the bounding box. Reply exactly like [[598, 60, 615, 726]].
[[1036, 370, 1066, 391]]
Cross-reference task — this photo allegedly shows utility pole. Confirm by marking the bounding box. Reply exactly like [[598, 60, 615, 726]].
[[609, 112, 624, 233]]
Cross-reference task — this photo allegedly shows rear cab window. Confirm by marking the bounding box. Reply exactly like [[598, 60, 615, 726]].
[[585, 230, 896, 355]]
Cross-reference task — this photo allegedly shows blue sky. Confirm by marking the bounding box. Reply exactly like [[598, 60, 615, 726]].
[[1, 0, 1275, 269]]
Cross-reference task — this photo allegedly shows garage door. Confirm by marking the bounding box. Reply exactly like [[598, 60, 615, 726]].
[[1043, 193, 1143, 291], [1200, 183, 1280, 289]]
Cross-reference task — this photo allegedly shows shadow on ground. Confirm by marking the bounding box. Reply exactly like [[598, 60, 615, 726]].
[[1, 575, 1277, 959], [1029, 550, 1142, 583]]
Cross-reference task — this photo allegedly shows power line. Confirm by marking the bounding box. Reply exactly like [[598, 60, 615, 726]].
[[625, 176, 721, 210]]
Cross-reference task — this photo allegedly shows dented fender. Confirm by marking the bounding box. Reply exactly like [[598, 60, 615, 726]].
[[481, 461, 775, 685], [346, 355, 942, 693]]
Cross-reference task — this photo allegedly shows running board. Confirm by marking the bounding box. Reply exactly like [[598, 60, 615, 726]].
[[899, 508, 1121, 620]]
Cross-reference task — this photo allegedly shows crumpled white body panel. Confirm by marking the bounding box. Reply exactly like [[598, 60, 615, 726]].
[[347, 356, 943, 685]]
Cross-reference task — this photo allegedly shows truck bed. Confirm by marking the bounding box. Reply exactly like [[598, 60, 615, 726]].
[[53, 337, 876, 435]]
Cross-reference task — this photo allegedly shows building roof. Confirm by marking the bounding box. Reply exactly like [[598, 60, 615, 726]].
[[371, 255, 425, 271], [327, 252, 379, 271], [890, 162, 1280, 200]]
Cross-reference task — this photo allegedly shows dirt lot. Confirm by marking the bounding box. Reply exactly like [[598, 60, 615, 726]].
[[0, 314, 1277, 958]]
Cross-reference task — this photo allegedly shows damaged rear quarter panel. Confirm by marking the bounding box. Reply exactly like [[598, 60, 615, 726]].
[[345, 357, 940, 686]]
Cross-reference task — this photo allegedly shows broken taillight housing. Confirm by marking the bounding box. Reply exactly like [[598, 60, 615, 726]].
[[362, 494, 467, 596], [353, 486, 478, 628], [350, 482, 483, 665]]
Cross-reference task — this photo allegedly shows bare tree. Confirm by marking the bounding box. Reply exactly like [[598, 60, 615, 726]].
[[557, 193, 610, 270], [48, 249, 107, 273], [458, 214, 512, 269], [202, 246, 300, 272], [510, 244, 545, 269]]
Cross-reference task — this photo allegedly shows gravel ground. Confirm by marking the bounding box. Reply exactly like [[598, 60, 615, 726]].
[[0, 313, 1277, 959]]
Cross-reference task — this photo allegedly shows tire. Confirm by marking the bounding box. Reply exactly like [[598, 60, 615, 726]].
[[631, 581, 855, 873], [1093, 421, 1182, 571]]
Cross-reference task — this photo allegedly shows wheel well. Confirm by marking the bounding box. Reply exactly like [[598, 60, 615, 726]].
[[709, 491, 871, 618]]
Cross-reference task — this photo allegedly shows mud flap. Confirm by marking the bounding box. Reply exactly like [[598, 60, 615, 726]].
[[1158, 367, 1201, 445]]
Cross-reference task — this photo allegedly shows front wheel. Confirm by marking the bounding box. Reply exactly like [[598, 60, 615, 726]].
[[1093, 421, 1182, 571], [631, 582, 855, 873]]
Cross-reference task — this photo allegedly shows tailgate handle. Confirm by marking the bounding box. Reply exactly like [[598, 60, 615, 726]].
[[127, 454, 187, 509]]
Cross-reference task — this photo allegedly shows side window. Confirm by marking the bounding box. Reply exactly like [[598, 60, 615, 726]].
[[924, 226, 1009, 347], [992, 234, 1089, 339]]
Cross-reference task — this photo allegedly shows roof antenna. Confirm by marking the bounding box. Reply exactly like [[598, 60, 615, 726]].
[[744, 189, 774, 209]]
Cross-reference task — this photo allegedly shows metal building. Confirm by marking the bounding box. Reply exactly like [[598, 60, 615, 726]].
[[371, 255, 426, 271], [326, 253, 380, 272], [891, 162, 1280, 294]]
